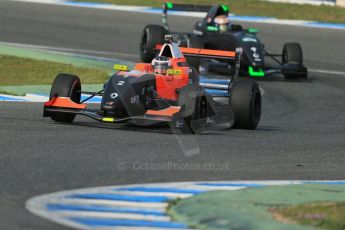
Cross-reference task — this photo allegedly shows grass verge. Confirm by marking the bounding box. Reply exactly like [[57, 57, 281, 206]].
[[270, 202, 345, 230], [73, 0, 345, 24], [0, 90, 23, 96], [0, 55, 109, 86], [168, 184, 345, 230]]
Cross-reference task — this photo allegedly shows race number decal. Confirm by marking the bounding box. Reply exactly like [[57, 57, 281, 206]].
[[167, 69, 182, 75], [114, 64, 128, 71]]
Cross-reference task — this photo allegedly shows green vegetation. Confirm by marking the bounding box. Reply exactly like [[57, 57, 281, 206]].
[[0, 55, 108, 86], [0, 90, 22, 96], [73, 0, 345, 24], [271, 202, 345, 230], [168, 184, 345, 230]]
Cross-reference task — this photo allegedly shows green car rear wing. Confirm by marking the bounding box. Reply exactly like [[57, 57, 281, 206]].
[[163, 3, 213, 12], [162, 3, 229, 30]]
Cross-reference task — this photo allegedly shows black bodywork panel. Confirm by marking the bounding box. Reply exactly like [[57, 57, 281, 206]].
[[193, 24, 265, 69], [101, 73, 160, 116]]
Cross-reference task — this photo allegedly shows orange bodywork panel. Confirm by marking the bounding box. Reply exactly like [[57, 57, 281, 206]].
[[146, 106, 181, 117], [179, 47, 236, 58], [155, 44, 236, 58], [44, 97, 86, 109], [118, 62, 189, 101], [134, 63, 153, 72], [155, 67, 189, 100]]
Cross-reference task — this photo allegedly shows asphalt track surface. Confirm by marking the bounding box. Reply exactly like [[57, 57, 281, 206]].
[[0, 1, 345, 230]]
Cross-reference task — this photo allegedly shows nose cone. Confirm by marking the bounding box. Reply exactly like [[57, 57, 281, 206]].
[[101, 77, 124, 112]]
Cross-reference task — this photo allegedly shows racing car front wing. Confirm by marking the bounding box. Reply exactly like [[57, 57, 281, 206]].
[[44, 96, 233, 134]]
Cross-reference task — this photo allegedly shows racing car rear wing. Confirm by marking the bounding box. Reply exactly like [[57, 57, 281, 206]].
[[182, 47, 242, 82], [162, 3, 229, 30], [163, 3, 213, 13], [155, 44, 237, 61], [179, 47, 236, 61]]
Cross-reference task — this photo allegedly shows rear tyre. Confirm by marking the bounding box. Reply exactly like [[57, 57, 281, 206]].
[[186, 35, 204, 72], [49, 73, 81, 123], [230, 79, 261, 130], [140, 25, 168, 63], [282, 43, 307, 79]]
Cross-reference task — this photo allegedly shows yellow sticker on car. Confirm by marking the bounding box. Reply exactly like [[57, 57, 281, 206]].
[[167, 69, 182, 75], [114, 64, 128, 71], [103, 117, 114, 122]]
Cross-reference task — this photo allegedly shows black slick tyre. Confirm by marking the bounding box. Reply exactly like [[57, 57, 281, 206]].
[[49, 73, 81, 123], [282, 43, 307, 79], [230, 79, 261, 130], [140, 25, 168, 63]]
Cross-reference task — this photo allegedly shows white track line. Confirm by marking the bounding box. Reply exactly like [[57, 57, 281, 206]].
[[55, 198, 168, 209], [24, 94, 49, 102], [309, 68, 345, 76], [56, 211, 171, 221], [104, 191, 193, 199]]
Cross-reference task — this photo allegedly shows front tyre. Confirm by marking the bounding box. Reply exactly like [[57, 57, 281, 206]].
[[282, 43, 307, 79], [282, 43, 303, 65], [140, 25, 168, 63], [49, 73, 81, 123], [230, 79, 261, 130]]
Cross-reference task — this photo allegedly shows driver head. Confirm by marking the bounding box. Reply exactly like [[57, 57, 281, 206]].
[[214, 15, 230, 33], [151, 56, 172, 75]]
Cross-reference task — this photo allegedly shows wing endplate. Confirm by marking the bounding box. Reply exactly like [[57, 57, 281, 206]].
[[145, 106, 181, 117], [44, 97, 86, 110]]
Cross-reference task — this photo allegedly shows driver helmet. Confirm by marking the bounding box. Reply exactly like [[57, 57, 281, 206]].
[[151, 56, 172, 74], [214, 15, 230, 33]]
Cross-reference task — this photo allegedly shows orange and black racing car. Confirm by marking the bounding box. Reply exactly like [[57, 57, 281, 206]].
[[43, 36, 261, 133]]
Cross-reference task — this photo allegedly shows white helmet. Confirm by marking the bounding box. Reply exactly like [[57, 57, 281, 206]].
[[214, 15, 230, 32], [151, 56, 172, 74]]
